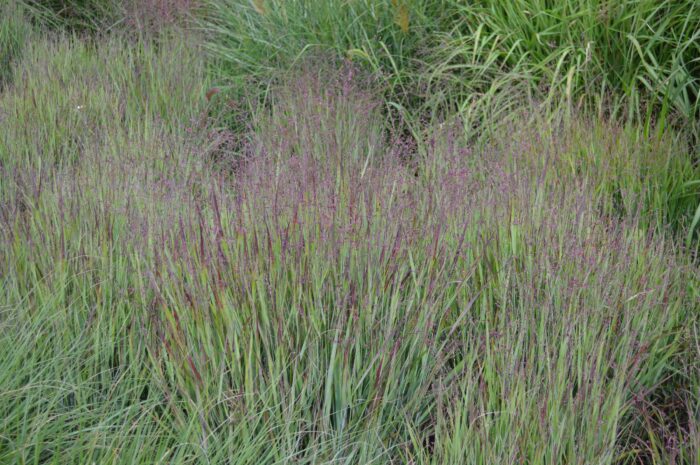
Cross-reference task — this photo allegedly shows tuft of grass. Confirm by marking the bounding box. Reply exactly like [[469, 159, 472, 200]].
[[2, 51, 698, 461], [430, 0, 700, 124]]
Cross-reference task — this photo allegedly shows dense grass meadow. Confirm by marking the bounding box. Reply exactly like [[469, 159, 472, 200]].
[[1, 1, 699, 463]]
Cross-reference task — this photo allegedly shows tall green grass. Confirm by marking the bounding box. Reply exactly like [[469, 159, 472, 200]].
[[1, 3, 699, 464], [0, 2, 32, 88], [1, 32, 698, 461], [203, 0, 700, 125], [0, 32, 210, 464], [20, 0, 121, 31], [20, 0, 197, 34], [202, 0, 445, 103], [434, 0, 700, 124]]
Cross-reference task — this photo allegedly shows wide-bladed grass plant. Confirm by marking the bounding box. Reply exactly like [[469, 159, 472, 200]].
[[430, 0, 700, 125]]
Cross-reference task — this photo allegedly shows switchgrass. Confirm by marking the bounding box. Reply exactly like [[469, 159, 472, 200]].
[[1, 26, 698, 462], [201, 0, 700, 243], [0, 31, 211, 464]]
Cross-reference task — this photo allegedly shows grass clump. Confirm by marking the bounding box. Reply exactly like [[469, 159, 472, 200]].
[[1, 2, 699, 464], [2, 49, 698, 461], [433, 0, 700, 123]]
